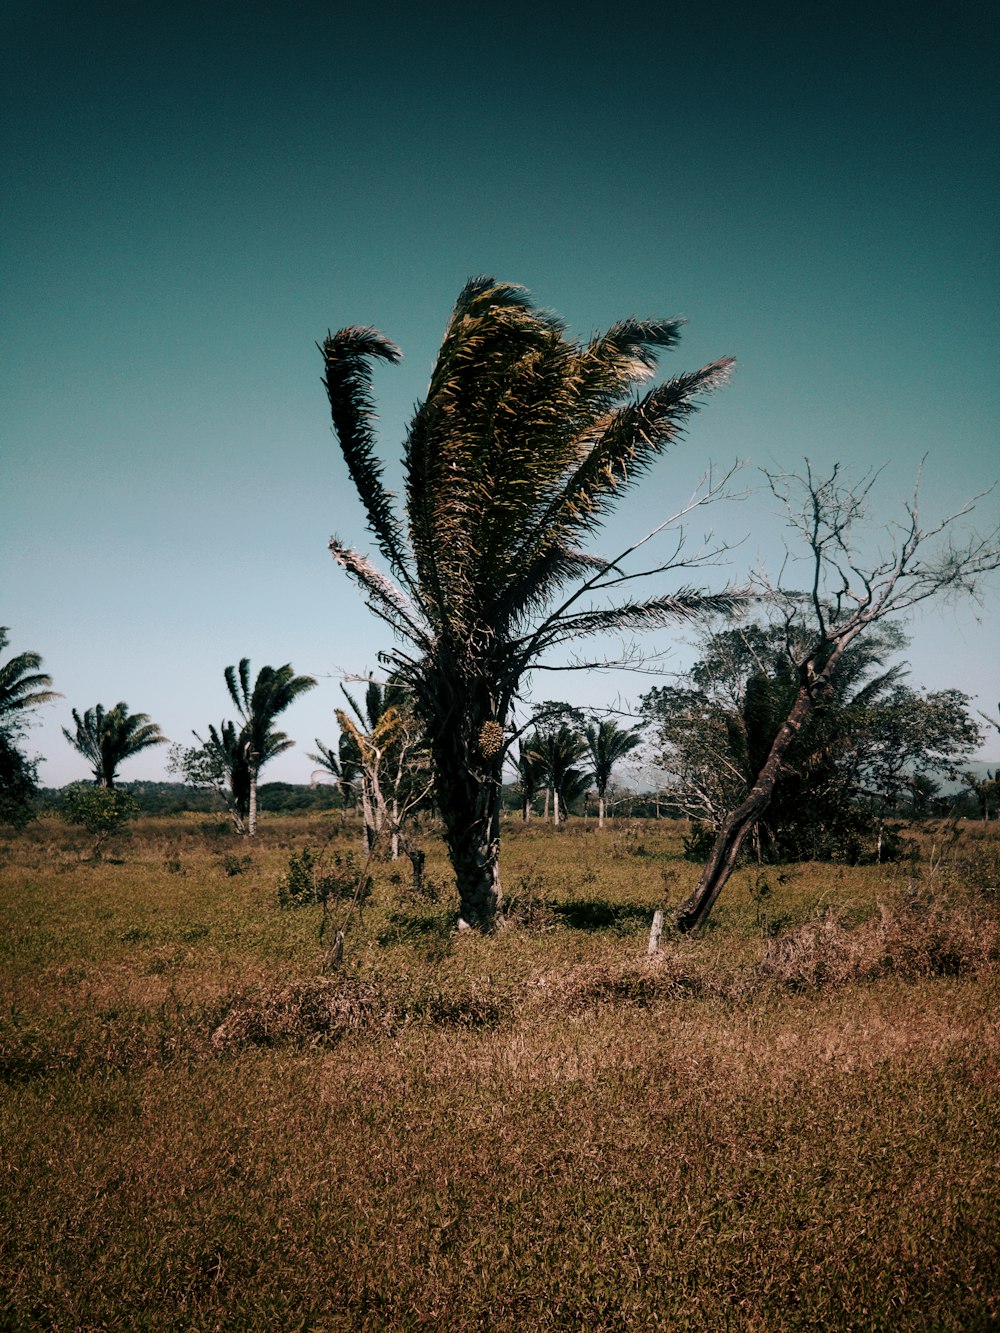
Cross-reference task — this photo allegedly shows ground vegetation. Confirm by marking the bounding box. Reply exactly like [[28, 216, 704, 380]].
[[1, 812, 997, 1328]]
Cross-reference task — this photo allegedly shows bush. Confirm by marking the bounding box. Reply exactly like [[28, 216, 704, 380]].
[[0, 734, 39, 829], [277, 847, 372, 910], [60, 783, 139, 858], [760, 890, 1000, 989]]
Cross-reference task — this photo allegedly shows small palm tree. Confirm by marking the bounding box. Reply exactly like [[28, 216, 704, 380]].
[[514, 739, 547, 821], [323, 277, 741, 926], [0, 627, 59, 739], [308, 734, 361, 821], [63, 703, 166, 788], [334, 680, 428, 856], [532, 724, 589, 825], [196, 719, 252, 831], [220, 659, 317, 836], [585, 719, 642, 828]]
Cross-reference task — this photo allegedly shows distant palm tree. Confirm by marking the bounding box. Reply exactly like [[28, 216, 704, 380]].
[[220, 659, 317, 836], [323, 277, 740, 926], [63, 703, 166, 788], [585, 719, 642, 828], [308, 734, 361, 820], [195, 719, 252, 831], [0, 627, 59, 739], [532, 724, 589, 825], [334, 679, 428, 856], [514, 739, 547, 821]]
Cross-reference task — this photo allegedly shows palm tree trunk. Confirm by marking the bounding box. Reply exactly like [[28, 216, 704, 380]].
[[435, 762, 504, 928], [424, 699, 505, 928], [247, 761, 258, 838], [675, 683, 818, 932], [598, 792, 606, 829]]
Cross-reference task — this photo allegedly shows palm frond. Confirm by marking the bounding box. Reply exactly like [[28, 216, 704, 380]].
[[0, 659, 57, 708], [225, 660, 253, 718], [570, 318, 686, 407], [490, 547, 611, 629], [531, 588, 752, 654], [329, 538, 429, 648], [519, 359, 735, 571], [403, 279, 579, 633], [322, 326, 410, 581]]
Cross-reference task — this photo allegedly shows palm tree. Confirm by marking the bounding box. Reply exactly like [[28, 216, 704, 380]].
[[63, 703, 166, 787], [194, 719, 251, 831], [308, 733, 361, 821], [585, 719, 642, 828], [221, 659, 317, 836], [334, 679, 429, 856], [1, 627, 60, 827], [323, 277, 740, 927], [532, 723, 589, 825], [514, 739, 547, 821], [0, 627, 59, 739]]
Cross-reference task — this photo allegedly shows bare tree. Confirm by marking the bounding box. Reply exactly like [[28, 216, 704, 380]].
[[675, 461, 1000, 932]]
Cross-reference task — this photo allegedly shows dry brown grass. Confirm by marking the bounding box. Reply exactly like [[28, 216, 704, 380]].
[[1, 812, 998, 1329]]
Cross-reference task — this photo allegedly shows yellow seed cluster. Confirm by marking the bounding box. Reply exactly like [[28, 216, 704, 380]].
[[477, 720, 504, 758]]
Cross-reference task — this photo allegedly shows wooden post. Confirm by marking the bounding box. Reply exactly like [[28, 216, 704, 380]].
[[647, 908, 664, 956]]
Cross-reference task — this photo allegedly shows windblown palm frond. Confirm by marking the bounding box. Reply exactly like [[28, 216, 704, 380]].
[[322, 327, 407, 580], [529, 588, 753, 655], [328, 540, 429, 646], [517, 359, 735, 568]]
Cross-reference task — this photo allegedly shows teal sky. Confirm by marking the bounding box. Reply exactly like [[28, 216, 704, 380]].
[[3, 0, 997, 786]]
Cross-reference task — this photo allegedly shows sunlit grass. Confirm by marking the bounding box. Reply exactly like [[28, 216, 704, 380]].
[[1, 812, 997, 1329]]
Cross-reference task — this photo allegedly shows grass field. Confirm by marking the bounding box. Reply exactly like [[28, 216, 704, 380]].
[[1, 812, 998, 1330]]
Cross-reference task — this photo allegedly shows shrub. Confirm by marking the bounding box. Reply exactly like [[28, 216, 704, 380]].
[[277, 847, 372, 911], [60, 783, 139, 858], [760, 891, 1000, 989]]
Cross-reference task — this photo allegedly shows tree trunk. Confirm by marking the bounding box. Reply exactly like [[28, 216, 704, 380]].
[[552, 787, 560, 826], [416, 671, 507, 930], [247, 763, 258, 838], [436, 758, 504, 928], [360, 781, 376, 852], [675, 682, 819, 932], [598, 792, 606, 829]]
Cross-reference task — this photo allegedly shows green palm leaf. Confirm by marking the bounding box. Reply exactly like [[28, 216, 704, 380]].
[[0, 629, 59, 736]]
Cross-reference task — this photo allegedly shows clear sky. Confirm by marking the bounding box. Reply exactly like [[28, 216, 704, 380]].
[[3, 0, 998, 787]]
